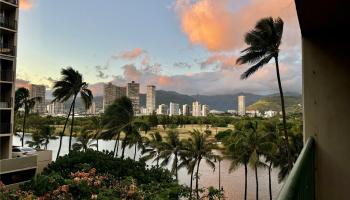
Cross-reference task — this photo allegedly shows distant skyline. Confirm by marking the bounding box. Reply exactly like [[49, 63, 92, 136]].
[[16, 0, 301, 96]]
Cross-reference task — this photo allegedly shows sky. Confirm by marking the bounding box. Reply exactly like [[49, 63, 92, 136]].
[[16, 0, 301, 96]]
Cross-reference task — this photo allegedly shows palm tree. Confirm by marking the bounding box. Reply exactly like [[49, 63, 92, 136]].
[[15, 87, 41, 147], [72, 129, 95, 152], [88, 116, 103, 151], [159, 129, 183, 181], [236, 17, 292, 168], [39, 125, 57, 150], [141, 131, 163, 167], [26, 132, 44, 149], [101, 96, 134, 158], [178, 139, 197, 200], [52, 67, 93, 156], [188, 129, 217, 199]]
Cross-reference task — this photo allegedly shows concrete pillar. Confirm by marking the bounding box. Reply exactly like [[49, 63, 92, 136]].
[[303, 37, 350, 200]]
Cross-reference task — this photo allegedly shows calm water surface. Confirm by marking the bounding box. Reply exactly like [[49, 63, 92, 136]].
[[14, 134, 282, 200]]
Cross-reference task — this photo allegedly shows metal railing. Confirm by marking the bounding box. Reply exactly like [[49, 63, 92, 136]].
[[0, 45, 15, 56], [0, 122, 11, 134], [2, 0, 18, 5], [0, 18, 17, 30], [277, 137, 315, 200], [0, 70, 14, 81]]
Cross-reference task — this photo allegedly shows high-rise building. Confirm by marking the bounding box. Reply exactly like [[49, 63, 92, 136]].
[[238, 95, 246, 116], [157, 104, 168, 115], [29, 84, 46, 114], [87, 102, 96, 115], [182, 104, 190, 116], [146, 85, 156, 114], [169, 102, 179, 116], [0, 0, 18, 160], [47, 102, 64, 115], [103, 83, 126, 112], [202, 104, 209, 116], [192, 101, 202, 117], [127, 81, 140, 113]]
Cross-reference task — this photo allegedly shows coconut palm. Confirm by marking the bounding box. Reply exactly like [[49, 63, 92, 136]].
[[52, 67, 93, 156], [188, 129, 217, 199], [15, 87, 41, 147], [236, 17, 292, 168], [38, 125, 57, 150], [101, 96, 134, 159], [88, 116, 103, 151], [26, 132, 44, 149], [159, 129, 183, 181], [72, 129, 95, 152], [141, 131, 163, 167]]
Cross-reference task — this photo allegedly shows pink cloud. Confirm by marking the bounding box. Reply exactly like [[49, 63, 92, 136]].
[[175, 0, 299, 52], [200, 54, 238, 70], [19, 0, 33, 10], [15, 79, 30, 89], [115, 48, 147, 60]]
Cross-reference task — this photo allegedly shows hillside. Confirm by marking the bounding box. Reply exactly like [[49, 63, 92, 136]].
[[247, 95, 302, 113]]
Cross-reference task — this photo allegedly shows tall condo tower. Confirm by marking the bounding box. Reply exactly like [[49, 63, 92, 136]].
[[0, 0, 18, 159], [238, 95, 246, 116], [146, 85, 156, 114], [127, 81, 140, 113], [29, 84, 46, 114], [103, 82, 126, 112]]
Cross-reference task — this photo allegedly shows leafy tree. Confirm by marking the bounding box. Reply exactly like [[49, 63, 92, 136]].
[[15, 87, 41, 147], [52, 67, 93, 157], [179, 138, 197, 199], [38, 125, 57, 150], [236, 17, 292, 168], [142, 131, 163, 167], [87, 116, 103, 151], [148, 112, 158, 128]]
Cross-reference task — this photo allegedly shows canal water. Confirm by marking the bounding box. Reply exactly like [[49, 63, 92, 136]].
[[13, 134, 282, 200]]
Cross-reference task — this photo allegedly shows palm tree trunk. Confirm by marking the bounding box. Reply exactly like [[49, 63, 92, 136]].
[[116, 132, 120, 156], [56, 101, 74, 158], [268, 162, 272, 200], [156, 153, 159, 168], [133, 144, 137, 160], [21, 109, 27, 147], [175, 153, 178, 181], [121, 139, 126, 159], [255, 164, 259, 200], [113, 139, 118, 157], [96, 139, 99, 151], [274, 56, 292, 168], [219, 160, 221, 192], [244, 163, 247, 200], [68, 95, 77, 153], [196, 158, 201, 200], [190, 169, 194, 200]]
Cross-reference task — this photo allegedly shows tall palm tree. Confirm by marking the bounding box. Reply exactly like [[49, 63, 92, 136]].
[[72, 128, 95, 152], [101, 96, 134, 159], [15, 87, 41, 147], [159, 129, 183, 181], [236, 17, 292, 168], [52, 67, 93, 156], [188, 129, 217, 199], [142, 131, 163, 167], [39, 125, 57, 150], [88, 116, 103, 151], [179, 139, 197, 200]]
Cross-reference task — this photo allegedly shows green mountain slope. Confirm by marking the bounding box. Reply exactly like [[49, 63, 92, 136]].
[[247, 95, 302, 113]]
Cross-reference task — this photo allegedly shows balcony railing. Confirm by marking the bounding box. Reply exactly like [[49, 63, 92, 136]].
[[277, 137, 315, 200], [0, 45, 15, 56], [2, 0, 18, 5], [0, 122, 11, 134], [0, 70, 14, 81], [0, 18, 17, 30]]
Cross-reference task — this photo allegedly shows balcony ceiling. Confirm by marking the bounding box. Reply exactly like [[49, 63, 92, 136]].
[[295, 0, 350, 37]]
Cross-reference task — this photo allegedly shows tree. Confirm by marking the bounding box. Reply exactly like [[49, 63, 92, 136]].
[[72, 129, 95, 152], [148, 112, 158, 128], [52, 67, 93, 157], [26, 132, 44, 149], [142, 131, 163, 167], [236, 17, 292, 169], [88, 116, 103, 151], [159, 129, 183, 181], [187, 129, 217, 199], [38, 125, 57, 150], [15, 87, 41, 147], [102, 96, 134, 159]]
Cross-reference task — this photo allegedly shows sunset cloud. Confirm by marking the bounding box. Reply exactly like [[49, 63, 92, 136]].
[[199, 54, 238, 70], [175, 0, 299, 51], [114, 48, 147, 60], [19, 0, 33, 10]]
